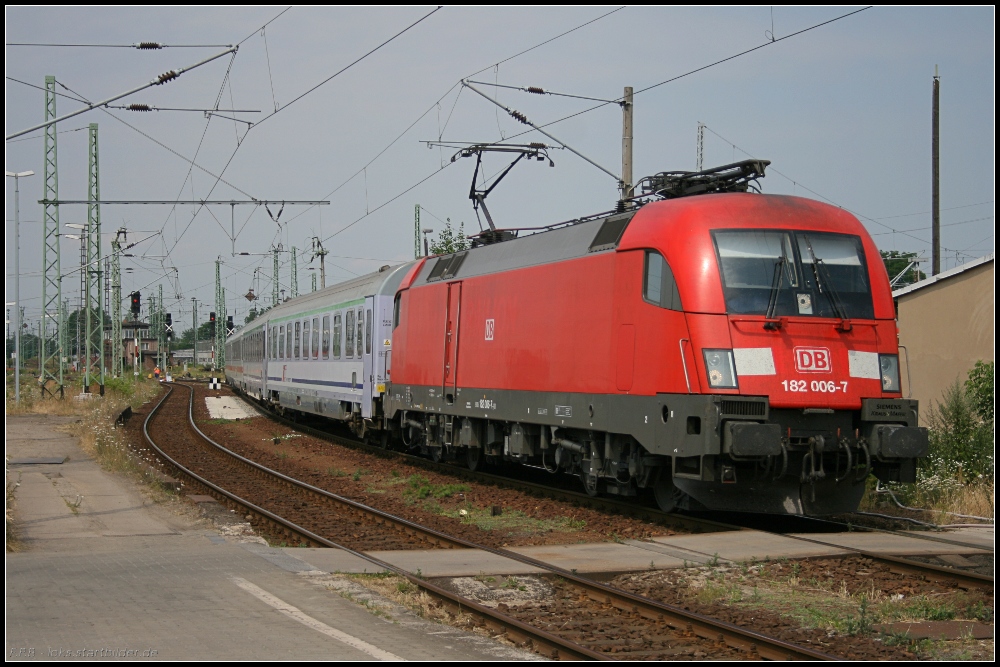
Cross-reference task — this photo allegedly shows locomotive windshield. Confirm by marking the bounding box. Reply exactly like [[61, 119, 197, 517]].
[[713, 229, 875, 320]]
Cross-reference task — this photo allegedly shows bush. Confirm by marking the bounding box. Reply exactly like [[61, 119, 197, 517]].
[[920, 362, 994, 486]]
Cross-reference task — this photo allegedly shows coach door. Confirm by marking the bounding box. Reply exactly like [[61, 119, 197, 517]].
[[441, 281, 462, 404], [361, 296, 376, 418]]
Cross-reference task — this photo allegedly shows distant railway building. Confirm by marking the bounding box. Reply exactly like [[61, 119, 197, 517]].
[[893, 254, 994, 424]]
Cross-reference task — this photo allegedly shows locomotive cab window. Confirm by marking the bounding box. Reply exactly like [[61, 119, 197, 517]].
[[713, 229, 874, 320], [393, 294, 401, 329], [643, 251, 682, 310]]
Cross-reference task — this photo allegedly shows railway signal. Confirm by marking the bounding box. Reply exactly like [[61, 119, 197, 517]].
[[165, 313, 173, 341], [226, 315, 234, 337], [130, 291, 141, 316], [209, 311, 216, 336]]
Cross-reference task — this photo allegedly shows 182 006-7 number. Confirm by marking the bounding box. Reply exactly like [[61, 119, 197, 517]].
[[781, 379, 848, 393]]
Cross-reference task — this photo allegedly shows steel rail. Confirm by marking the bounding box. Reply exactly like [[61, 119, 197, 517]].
[[143, 384, 606, 661], [208, 385, 838, 660]]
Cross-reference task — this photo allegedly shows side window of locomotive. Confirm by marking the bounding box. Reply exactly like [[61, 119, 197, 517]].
[[643, 251, 682, 311], [312, 317, 320, 358], [393, 294, 401, 329], [278, 325, 285, 359], [322, 315, 330, 359], [345, 311, 355, 358], [356, 308, 364, 358], [365, 308, 372, 355], [333, 313, 342, 359]]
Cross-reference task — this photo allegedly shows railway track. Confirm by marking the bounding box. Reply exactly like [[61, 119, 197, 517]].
[[228, 385, 994, 594], [145, 382, 840, 660]]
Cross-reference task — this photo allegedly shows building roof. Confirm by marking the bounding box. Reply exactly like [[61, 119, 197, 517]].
[[892, 253, 994, 299]]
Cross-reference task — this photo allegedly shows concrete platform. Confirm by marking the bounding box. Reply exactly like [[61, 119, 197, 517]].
[[5, 414, 536, 661]]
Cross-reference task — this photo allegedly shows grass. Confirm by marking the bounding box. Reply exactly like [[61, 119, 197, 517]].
[[650, 558, 993, 658], [440, 503, 587, 535], [400, 474, 470, 501]]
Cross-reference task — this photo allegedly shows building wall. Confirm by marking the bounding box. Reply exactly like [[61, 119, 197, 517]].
[[896, 260, 994, 424]]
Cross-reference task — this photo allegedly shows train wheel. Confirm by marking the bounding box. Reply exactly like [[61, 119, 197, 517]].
[[653, 476, 682, 513], [579, 471, 600, 497], [466, 447, 482, 472]]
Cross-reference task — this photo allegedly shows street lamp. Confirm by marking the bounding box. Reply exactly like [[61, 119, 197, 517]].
[[5, 169, 34, 403]]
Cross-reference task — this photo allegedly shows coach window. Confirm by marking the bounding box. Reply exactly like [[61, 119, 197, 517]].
[[333, 313, 342, 359], [356, 308, 364, 358], [294, 321, 301, 359], [322, 315, 330, 359], [286, 324, 292, 359], [278, 325, 285, 359], [643, 250, 682, 311], [302, 320, 311, 361], [365, 308, 372, 355], [345, 311, 355, 358], [312, 317, 320, 358]]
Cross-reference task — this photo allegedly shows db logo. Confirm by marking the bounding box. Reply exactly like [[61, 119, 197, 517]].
[[794, 347, 832, 373]]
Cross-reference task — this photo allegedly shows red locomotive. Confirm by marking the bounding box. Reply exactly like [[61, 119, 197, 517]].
[[385, 160, 928, 514]]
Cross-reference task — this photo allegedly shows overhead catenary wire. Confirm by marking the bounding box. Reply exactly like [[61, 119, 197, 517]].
[[5, 42, 233, 48], [481, 7, 874, 149]]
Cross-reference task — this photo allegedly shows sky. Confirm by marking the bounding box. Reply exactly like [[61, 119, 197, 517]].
[[5, 6, 995, 336]]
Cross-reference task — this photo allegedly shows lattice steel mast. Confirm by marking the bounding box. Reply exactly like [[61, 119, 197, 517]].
[[215, 259, 225, 371], [110, 229, 124, 378], [84, 123, 105, 393], [290, 247, 299, 298], [41, 76, 64, 397]]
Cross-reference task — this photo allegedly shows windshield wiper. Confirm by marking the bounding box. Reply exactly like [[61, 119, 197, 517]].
[[764, 256, 785, 329], [801, 234, 851, 330]]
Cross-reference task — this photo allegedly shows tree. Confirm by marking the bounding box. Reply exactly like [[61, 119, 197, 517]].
[[429, 219, 470, 255], [880, 250, 926, 289], [175, 321, 215, 348]]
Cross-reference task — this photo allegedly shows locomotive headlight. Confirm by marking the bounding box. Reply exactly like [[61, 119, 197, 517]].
[[703, 349, 738, 389], [879, 354, 901, 392]]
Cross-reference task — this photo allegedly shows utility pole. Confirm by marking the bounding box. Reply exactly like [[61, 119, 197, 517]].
[[620, 86, 633, 204], [696, 122, 705, 172], [291, 247, 299, 298], [414, 204, 421, 259], [85, 123, 105, 394], [40, 75, 64, 398], [932, 65, 941, 276], [149, 293, 157, 374]]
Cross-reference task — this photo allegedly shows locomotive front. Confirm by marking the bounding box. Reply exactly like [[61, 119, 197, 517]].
[[631, 194, 928, 514]]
